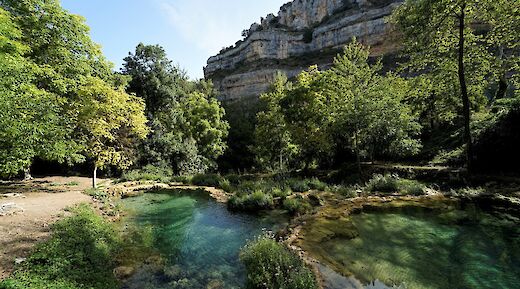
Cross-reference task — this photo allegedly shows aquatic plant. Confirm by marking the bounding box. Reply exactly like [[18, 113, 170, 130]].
[[240, 235, 318, 289]]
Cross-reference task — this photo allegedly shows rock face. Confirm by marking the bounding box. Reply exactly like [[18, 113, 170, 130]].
[[204, 0, 403, 101]]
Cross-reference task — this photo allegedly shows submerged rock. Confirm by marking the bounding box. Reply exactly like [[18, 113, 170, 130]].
[[114, 266, 135, 280]]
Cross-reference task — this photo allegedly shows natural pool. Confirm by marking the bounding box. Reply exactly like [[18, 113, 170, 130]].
[[118, 189, 288, 289], [300, 202, 520, 289]]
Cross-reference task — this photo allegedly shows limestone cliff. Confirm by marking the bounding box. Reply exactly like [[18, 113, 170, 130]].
[[204, 0, 403, 101]]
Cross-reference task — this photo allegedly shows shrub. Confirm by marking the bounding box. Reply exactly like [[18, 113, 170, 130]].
[[120, 164, 173, 183], [218, 178, 234, 193], [283, 198, 312, 215], [398, 179, 426, 196], [228, 191, 274, 212], [287, 179, 311, 192], [330, 185, 359, 198], [366, 174, 399, 193], [306, 178, 328, 191], [271, 187, 292, 199], [191, 174, 224, 187], [0, 205, 121, 289], [240, 235, 318, 289]]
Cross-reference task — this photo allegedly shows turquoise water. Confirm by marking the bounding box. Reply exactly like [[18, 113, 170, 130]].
[[302, 204, 520, 289], [119, 189, 287, 289]]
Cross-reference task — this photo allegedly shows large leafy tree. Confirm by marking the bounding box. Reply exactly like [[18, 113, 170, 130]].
[[254, 41, 421, 171], [122, 44, 229, 175], [392, 0, 520, 171], [325, 41, 422, 171], [76, 77, 148, 187], [0, 7, 81, 177]]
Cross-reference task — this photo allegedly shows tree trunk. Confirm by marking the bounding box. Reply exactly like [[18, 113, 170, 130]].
[[92, 165, 97, 189], [458, 3, 473, 172], [354, 131, 361, 174], [23, 167, 33, 181]]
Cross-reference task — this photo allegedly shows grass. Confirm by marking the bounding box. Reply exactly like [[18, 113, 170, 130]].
[[0, 205, 121, 289], [190, 173, 225, 187], [240, 235, 318, 289], [283, 197, 312, 215], [65, 181, 79, 186]]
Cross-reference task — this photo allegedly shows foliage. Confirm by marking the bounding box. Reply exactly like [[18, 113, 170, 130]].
[[240, 235, 318, 289], [0, 7, 81, 176], [391, 0, 520, 169], [329, 185, 360, 198], [365, 174, 427, 196], [283, 197, 312, 215], [123, 44, 229, 175], [0, 205, 121, 289], [120, 164, 173, 183], [254, 40, 422, 171], [228, 191, 275, 212], [190, 173, 225, 187], [75, 76, 149, 173]]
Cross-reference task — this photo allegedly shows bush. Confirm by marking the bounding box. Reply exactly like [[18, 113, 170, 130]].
[[330, 185, 359, 198], [191, 173, 224, 187], [240, 235, 318, 289], [287, 179, 311, 192], [306, 178, 328, 191], [228, 191, 274, 212], [0, 205, 121, 289], [120, 164, 173, 183], [218, 178, 234, 193], [366, 174, 399, 193], [283, 198, 312, 215], [398, 179, 426, 196], [271, 187, 292, 199]]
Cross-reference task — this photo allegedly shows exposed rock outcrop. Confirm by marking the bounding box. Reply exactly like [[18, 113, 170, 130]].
[[204, 0, 403, 101]]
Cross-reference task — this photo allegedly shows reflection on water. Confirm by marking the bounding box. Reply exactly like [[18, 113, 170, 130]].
[[119, 189, 287, 289], [302, 204, 520, 289]]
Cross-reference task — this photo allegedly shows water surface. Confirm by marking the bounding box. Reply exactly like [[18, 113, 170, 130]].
[[302, 204, 520, 289], [119, 189, 287, 289]]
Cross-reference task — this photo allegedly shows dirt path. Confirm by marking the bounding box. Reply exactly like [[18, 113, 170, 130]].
[[0, 176, 109, 280]]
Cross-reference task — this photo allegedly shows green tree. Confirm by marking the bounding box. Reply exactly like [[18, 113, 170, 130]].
[[0, 7, 81, 178], [254, 74, 299, 171], [122, 44, 229, 175], [75, 77, 148, 188], [392, 0, 520, 171], [325, 40, 422, 171]]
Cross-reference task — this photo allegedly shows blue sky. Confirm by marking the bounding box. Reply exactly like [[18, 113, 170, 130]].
[[61, 0, 286, 79]]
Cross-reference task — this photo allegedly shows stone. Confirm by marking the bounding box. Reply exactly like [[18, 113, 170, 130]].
[[14, 258, 26, 265], [206, 279, 224, 289], [204, 0, 402, 101], [0, 202, 24, 216]]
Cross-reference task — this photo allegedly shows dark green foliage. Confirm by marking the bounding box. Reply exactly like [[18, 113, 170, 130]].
[[283, 197, 312, 215], [0, 205, 121, 289], [240, 236, 318, 289], [191, 173, 225, 187], [366, 174, 400, 193], [122, 44, 228, 175], [120, 164, 173, 183], [365, 174, 427, 196], [228, 191, 275, 212]]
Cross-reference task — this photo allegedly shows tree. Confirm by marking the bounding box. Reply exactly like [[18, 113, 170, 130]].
[[392, 0, 520, 171], [0, 7, 81, 178], [75, 77, 148, 188], [254, 74, 299, 171], [122, 44, 229, 175], [324, 40, 422, 171]]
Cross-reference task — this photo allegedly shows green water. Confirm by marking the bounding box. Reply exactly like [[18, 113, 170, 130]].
[[303, 205, 520, 289], [119, 189, 287, 289]]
